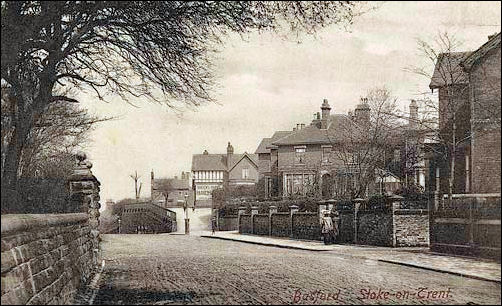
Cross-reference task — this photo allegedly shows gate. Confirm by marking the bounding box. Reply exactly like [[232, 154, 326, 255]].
[[430, 194, 501, 260]]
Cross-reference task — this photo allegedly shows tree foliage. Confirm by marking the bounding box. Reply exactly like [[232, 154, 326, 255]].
[[1, 1, 362, 210]]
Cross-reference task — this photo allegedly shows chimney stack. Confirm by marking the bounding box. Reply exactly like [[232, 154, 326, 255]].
[[320, 99, 331, 129], [355, 97, 370, 126], [297, 123, 300, 130], [300, 123, 305, 129], [226, 141, 234, 169], [409, 99, 418, 129]]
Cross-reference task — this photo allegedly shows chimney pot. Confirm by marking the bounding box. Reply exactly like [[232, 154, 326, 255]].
[[227, 142, 234, 155], [320, 99, 331, 129]]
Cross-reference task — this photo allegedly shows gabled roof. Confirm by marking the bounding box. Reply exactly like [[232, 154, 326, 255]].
[[255, 138, 272, 154], [267, 131, 293, 149], [461, 32, 501, 71], [191, 154, 227, 171], [255, 131, 293, 154], [152, 178, 189, 191], [272, 114, 359, 146], [191, 153, 258, 171], [228, 153, 259, 171], [429, 52, 471, 89]]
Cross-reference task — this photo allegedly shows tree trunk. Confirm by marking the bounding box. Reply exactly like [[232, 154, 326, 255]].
[[448, 115, 457, 207], [1, 122, 30, 213]]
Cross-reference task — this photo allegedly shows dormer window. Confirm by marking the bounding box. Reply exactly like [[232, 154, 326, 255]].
[[295, 146, 306, 164]]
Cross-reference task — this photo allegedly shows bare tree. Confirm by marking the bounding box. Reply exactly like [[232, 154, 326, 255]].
[[404, 32, 501, 203], [329, 87, 402, 199], [1, 1, 367, 209], [129, 171, 142, 201]]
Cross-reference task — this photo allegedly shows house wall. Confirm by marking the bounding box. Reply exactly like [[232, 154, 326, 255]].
[[228, 157, 259, 184], [166, 189, 190, 208], [470, 46, 501, 194], [257, 153, 271, 178], [278, 144, 323, 171]]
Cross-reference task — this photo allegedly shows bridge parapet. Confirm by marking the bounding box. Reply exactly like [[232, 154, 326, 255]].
[[1, 152, 101, 305], [121, 202, 177, 234]]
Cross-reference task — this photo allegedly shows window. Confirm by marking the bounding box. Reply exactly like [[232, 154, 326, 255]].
[[295, 146, 306, 164], [322, 146, 332, 163], [284, 173, 315, 196], [242, 168, 249, 179]]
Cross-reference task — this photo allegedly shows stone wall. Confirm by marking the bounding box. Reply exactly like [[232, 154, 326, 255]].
[[270, 213, 290, 237], [394, 210, 429, 246], [292, 213, 321, 240], [253, 215, 269, 236], [235, 198, 430, 247], [239, 215, 252, 234], [1, 214, 95, 305], [218, 216, 238, 231], [357, 211, 394, 247]]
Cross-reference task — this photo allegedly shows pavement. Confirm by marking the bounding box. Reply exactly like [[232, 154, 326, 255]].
[[75, 234, 501, 305], [201, 231, 502, 283]]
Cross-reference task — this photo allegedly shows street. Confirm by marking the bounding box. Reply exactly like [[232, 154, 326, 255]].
[[79, 234, 501, 305]]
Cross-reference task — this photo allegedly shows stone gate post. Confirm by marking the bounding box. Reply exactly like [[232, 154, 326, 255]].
[[251, 206, 259, 234], [289, 205, 299, 238], [269, 205, 277, 236], [389, 195, 404, 247], [352, 198, 365, 244], [68, 152, 101, 266], [238, 206, 246, 233]]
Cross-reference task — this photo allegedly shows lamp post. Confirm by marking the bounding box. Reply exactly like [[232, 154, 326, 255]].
[[184, 193, 190, 235], [118, 218, 121, 234]]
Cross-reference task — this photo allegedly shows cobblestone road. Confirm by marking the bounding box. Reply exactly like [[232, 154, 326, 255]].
[[82, 234, 501, 305]]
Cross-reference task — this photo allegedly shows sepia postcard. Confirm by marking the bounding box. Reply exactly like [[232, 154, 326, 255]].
[[1, 1, 500, 305]]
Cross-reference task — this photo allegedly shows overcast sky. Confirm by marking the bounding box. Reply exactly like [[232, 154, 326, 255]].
[[78, 1, 501, 205]]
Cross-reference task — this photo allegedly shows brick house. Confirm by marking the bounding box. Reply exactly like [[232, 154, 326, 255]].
[[461, 33, 501, 194], [150, 171, 192, 208], [255, 130, 293, 198], [191, 142, 259, 207], [429, 33, 501, 195], [256, 99, 423, 199]]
